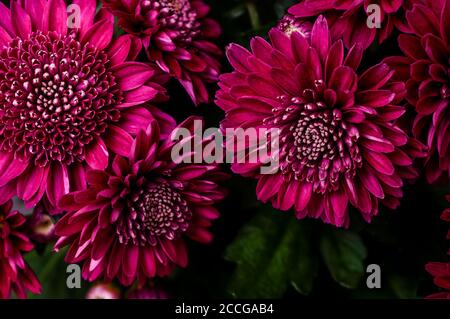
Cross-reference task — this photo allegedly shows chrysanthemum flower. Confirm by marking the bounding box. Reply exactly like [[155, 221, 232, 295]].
[[0, 200, 41, 298], [425, 195, 450, 299], [25, 204, 56, 243], [103, 0, 222, 105], [384, 0, 450, 183], [127, 284, 169, 299], [0, 0, 172, 212], [86, 283, 121, 299], [277, 14, 313, 39], [426, 262, 450, 298], [216, 16, 426, 227], [54, 118, 227, 286], [288, 0, 420, 49]]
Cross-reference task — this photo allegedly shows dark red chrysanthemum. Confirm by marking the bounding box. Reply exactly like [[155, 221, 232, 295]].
[[425, 195, 450, 299], [86, 283, 121, 299], [277, 14, 313, 39], [103, 0, 222, 105], [55, 118, 227, 286], [0, 200, 41, 298], [127, 284, 169, 299], [288, 0, 421, 49], [216, 16, 426, 227], [384, 0, 450, 183], [25, 204, 56, 243], [0, 0, 172, 212]]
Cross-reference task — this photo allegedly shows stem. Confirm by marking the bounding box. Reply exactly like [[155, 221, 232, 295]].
[[245, 1, 261, 30]]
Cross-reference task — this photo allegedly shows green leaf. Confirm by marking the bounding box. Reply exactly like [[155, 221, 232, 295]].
[[224, 208, 318, 298], [225, 4, 246, 19], [320, 228, 367, 289], [25, 245, 88, 299], [388, 274, 418, 299], [274, 0, 298, 18]]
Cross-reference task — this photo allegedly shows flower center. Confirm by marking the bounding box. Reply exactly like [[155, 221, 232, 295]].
[[0, 31, 122, 166], [140, 0, 200, 43], [277, 15, 312, 38], [291, 107, 342, 165], [118, 184, 192, 246], [264, 82, 362, 193], [160, 0, 185, 11]]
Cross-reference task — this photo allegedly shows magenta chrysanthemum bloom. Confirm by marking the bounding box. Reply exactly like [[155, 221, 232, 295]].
[[25, 205, 56, 243], [425, 196, 450, 299], [86, 283, 121, 299], [128, 284, 169, 299], [216, 16, 426, 227], [0, 200, 41, 298], [426, 262, 450, 299], [103, 0, 222, 105], [384, 0, 450, 183], [288, 0, 420, 49], [277, 14, 313, 39], [54, 118, 227, 286], [0, 0, 172, 211]]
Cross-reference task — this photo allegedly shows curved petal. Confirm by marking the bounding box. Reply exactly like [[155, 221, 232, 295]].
[[104, 125, 134, 156], [85, 138, 109, 170]]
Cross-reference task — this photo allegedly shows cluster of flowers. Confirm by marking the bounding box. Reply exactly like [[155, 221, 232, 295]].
[[0, 0, 448, 298], [0, 0, 225, 298], [216, 0, 449, 297], [425, 196, 450, 299]]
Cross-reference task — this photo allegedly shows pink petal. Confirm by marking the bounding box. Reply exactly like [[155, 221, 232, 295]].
[[43, 0, 67, 35], [406, 4, 440, 37], [107, 35, 132, 66], [359, 63, 394, 90], [82, 18, 113, 51], [398, 34, 428, 60], [73, 0, 96, 37], [325, 40, 344, 82], [120, 86, 159, 107], [364, 150, 395, 175], [141, 247, 156, 278], [226, 44, 252, 73], [24, 0, 45, 29], [122, 245, 139, 279], [0, 2, 13, 35], [104, 125, 133, 156], [119, 106, 155, 136], [269, 28, 293, 60], [112, 62, 155, 91], [356, 90, 395, 107], [92, 231, 113, 260], [85, 138, 109, 170], [329, 66, 356, 92], [256, 174, 284, 202], [295, 182, 313, 212], [311, 15, 329, 62], [16, 165, 47, 201], [154, 32, 176, 51], [0, 158, 29, 187], [11, 1, 32, 39], [360, 169, 384, 199], [0, 27, 12, 47], [291, 31, 310, 63], [0, 181, 17, 205], [46, 162, 70, 207], [441, 0, 450, 42]]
